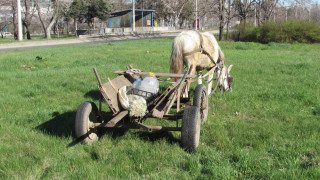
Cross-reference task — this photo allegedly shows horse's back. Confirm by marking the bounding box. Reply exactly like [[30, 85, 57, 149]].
[[173, 31, 201, 53]]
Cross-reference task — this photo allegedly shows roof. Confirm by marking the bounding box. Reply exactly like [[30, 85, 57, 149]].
[[110, 9, 155, 17]]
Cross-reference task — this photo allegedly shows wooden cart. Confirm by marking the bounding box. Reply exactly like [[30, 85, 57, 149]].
[[75, 65, 216, 151]]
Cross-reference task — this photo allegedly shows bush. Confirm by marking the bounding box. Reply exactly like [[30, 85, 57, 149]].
[[231, 20, 320, 43]]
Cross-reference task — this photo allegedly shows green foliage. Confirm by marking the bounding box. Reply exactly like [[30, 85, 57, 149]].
[[0, 40, 320, 178], [68, 0, 112, 28], [231, 20, 320, 43]]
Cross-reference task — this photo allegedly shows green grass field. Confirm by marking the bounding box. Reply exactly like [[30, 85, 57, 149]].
[[0, 39, 319, 179]]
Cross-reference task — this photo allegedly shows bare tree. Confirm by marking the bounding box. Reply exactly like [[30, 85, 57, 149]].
[[160, 0, 192, 28], [22, 0, 36, 39], [0, 0, 12, 38], [11, 0, 18, 39], [218, 0, 226, 40], [34, 0, 60, 39], [226, 0, 236, 39], [234, 0, 255, 23], [310, 3, 320, 22], [109, 0, 131, 11], [260, 0, 279, 21]]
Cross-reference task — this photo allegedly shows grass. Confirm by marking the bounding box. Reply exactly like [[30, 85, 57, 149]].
[[0, 35, 78, 44], [0, 39, 320, 179]]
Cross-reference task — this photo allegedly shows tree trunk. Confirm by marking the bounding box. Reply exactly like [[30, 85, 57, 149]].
[[257, 0, 261, 26], [53, 22, 57, 35], [25, 26, 31, 39], [174, 15, 179, 29], [218, 0, 226, 41], [45, 15, 57, 39], [22, 0, 32, 39], [226, 0, 231, 40], [66, 21, 69, 36], [35, 0, 59, 39], [11, 0, 17, 40], [23, 25, 26, 39], [74, 18, 78, 36]]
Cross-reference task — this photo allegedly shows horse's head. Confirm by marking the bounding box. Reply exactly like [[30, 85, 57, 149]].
[[216, 64, 233, 91]]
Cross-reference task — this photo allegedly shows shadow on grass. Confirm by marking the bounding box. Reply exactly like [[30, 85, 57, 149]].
[[36, 110, 180, 147], [84, 90, 100, 101], [36, 111, 75, 138], [134, 130, 180, 145]]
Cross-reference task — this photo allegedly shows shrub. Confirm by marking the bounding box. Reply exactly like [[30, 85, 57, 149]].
[[230, 20, 320, 43]]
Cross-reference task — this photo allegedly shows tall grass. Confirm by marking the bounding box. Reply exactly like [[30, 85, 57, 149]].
[[0, 39, 319, 179]]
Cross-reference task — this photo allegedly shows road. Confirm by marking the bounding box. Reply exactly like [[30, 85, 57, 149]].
[[0, 30, 219, 52], [0, 33, 178, 52]]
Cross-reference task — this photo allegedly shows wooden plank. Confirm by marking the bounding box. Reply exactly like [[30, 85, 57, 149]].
[[107, 77, 118, 92], [152, 109, 165, 118], [98, 86, 117, 114], [164, 91, 178, 115], [114, 71, 196, 79], [94, 68, 117, 114], [177, 89, 181, 112], [98, 110, 129, 128], [100, 75, 132, 113], [150, 86, 176, 113]]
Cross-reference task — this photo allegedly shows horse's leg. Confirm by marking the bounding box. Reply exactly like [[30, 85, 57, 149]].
[[207, 73, 214, 95], [197, 71, 203, 84]]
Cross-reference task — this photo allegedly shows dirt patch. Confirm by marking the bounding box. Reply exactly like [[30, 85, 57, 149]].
[[21, 64, 35, 71]]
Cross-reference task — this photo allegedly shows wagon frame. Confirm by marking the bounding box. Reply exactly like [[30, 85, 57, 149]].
[[75, 65, 217, 151]]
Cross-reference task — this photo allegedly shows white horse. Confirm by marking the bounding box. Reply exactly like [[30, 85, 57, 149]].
[[170, 30, 233, 94]]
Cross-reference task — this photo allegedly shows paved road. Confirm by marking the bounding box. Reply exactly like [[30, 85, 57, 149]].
[[0, 30, 219, 52], [0, 33, 178, 52]]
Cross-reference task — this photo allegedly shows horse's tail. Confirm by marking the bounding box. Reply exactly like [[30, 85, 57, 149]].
[[170, 37, 184, 74]]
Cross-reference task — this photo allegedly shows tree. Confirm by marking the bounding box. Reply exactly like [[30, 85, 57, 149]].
[[260, 0, 279, 21], [218, 0, 226, 40], [60, 1, 73, 36], [225, 0, 235, 39], [160, 0, 192, 28], [0, 0, 12, 38], [22, 0, 36, 39], [34, 0, 60, 39], [85, 0, 112, 28], [11, 0, 18, 39], [234, 0, 255, 24], [69, 0, 111, 30], [108, 0, 130, 12]]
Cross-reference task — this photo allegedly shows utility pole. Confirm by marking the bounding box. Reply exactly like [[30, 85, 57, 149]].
[[17, 0, 23, 41], [195, 0, 198, 30], [132, 0, 135, 32]]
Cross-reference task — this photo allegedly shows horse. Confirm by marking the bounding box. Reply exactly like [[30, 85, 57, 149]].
[[170, 30, 233, 94]]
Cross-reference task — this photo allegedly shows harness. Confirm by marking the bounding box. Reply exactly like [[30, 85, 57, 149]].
[[182, 31, 217, 67], [182, 31, 226, 95]]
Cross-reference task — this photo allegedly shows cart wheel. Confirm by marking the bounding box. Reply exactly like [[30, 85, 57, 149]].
[[75, 101, 99, 144], [181, 106, 201, 152], [193, 84, 209, 123]]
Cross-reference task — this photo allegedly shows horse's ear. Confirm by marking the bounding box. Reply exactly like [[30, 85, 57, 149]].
[[228, 64, 233, 73]]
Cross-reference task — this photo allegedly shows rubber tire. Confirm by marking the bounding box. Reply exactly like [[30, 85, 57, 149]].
[[75, 101, 99, 144], [181, 106, 201, 152], [193, 84, 209, 123]]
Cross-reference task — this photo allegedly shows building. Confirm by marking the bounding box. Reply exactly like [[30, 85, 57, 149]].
[[108, 9, 155, 29]]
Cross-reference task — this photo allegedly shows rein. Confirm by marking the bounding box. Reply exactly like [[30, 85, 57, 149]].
[[183, 31, 217, 67], [209, 68, 223, 96], [181, 31, 226, 95]]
